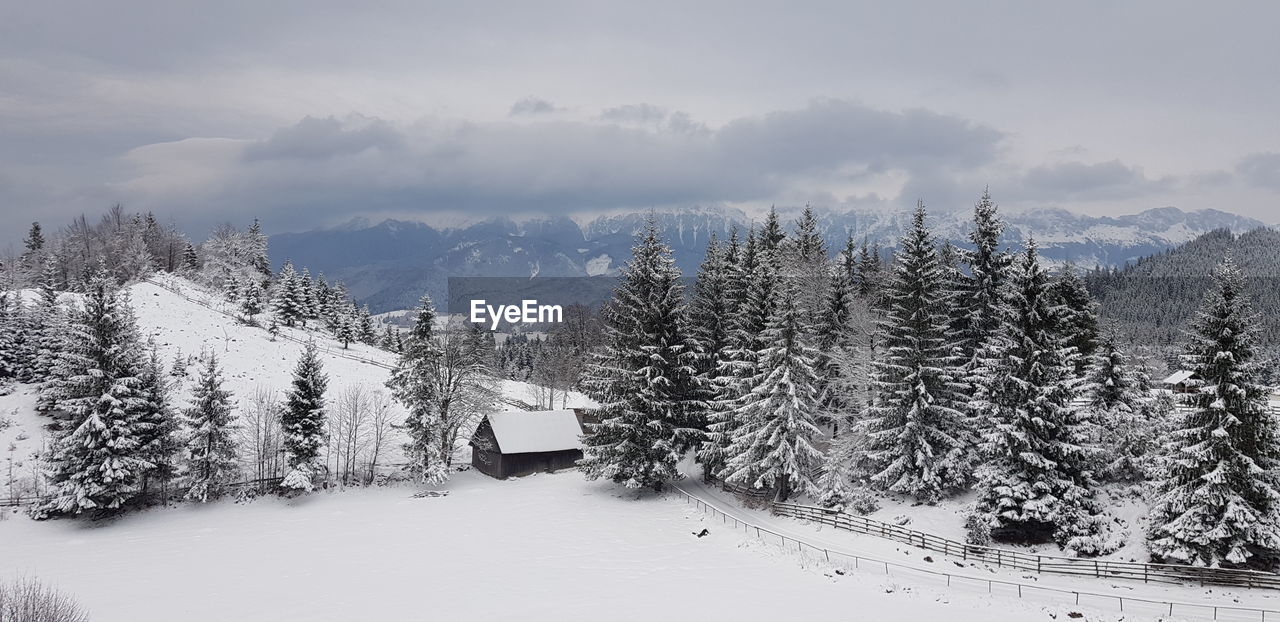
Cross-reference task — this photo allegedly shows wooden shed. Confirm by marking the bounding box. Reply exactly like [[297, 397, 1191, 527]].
[[1161, 370, 1200, 395], [469, 410, 585, 479]]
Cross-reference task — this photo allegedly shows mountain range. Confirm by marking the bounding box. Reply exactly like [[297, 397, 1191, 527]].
[[268, 205, 1268, 313]]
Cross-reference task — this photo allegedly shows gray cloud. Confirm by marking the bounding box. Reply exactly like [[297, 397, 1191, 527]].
[[104, 100, 1004, 232], [509, 97, 560, 116], [600, 103, 669, 125], [3, 0, 1279, 245], [1237, 153, 1280, 191], [1014, 160, 1176, 201]]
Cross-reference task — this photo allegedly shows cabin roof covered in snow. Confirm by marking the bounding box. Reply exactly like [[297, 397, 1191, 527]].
[[485, 410, 584, 454], [1162, 370, 1197, 385]]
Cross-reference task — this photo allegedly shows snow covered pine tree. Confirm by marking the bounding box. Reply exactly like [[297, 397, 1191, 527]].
[[857, 203, 974, 503], [280, 341, 328, 492], [1148, 257, 1280, 568], [970, 241, 1110, 554], [579, 217, 702, 491], [720, 278, 824, 502], [183, 354, 240, 501], [40, 268, 152, 516]]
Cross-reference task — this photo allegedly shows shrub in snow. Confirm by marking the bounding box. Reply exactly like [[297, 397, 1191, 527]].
[[0, 576, 89, 622], [963, 509, 992, 547]]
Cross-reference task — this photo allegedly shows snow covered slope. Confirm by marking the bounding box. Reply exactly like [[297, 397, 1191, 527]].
[[2, 470, 1148, 622], [132, 274, 592, 416]]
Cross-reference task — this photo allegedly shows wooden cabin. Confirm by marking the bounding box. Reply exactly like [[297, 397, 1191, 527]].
[[470, 410, 585, 479], [1160, 370, 1199, 395]]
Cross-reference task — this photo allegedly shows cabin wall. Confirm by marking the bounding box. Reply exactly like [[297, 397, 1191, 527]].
[[496, 449, 583, 478]]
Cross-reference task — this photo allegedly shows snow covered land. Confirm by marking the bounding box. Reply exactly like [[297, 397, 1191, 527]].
[[5, 202, 1280, 622]]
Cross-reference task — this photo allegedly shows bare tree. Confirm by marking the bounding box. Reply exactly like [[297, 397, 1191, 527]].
[[237, 386, 284, 492], [364, 390, 395, 484], [333, 385, 372, 485]]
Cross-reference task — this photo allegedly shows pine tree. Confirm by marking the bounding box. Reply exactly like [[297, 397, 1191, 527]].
[[688, 233, 735, 475], [1148, 257, 1280, 568], [39, 266, 142, 415], [957, 189, 1013, 372], [387, 296, 443, 482], [22, 222, 45, 261], [1082, 334, 1156, 482], [299, 268, 318, 323], [247, 218, 272, 278], [357, 305, 376, 344], [700, 228, 762, 479], [280, 342, 328, 492], [237, 276, 266, 323], [1050, 263, 1100, 376], [40, 268, 151, 515], [857, 203, 974, 503], [720, 280, 824, 501], [0, 291, 18, 381], [180, 242, 199, 273], [270, 261, 307, 327], [971, 241, 1106, 553], [135, 343, 181, 495], [182, 354, 240, 501], [335, 304, 357, 348], [579, 218, 702, 491], [43, 377, 152, 514]]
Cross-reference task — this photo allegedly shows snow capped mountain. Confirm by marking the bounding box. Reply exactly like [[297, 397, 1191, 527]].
[[270, 205, 1268, 313]]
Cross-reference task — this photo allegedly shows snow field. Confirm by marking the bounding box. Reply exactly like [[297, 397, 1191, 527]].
[[3, 470, 1139, 622]]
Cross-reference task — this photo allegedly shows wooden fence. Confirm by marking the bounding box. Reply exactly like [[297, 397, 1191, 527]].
[[676, 485, 1280, 622], [772, 501, 1280, 590]]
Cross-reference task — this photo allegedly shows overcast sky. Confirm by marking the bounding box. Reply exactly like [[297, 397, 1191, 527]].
[[2, 0, 1278, 245]]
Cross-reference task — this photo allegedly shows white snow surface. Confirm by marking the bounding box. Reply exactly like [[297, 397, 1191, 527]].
[[1, 470, 1155, 622], [486, 409, 583, 453]]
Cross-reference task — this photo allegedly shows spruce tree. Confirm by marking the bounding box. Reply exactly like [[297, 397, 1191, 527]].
[[357, 305, 376, 344], [41, 268, 151, 515], [0, 291, 18, 381], [1050, 264, 1100, 376], [135, 343, 181, 495], [1148, 257, 1280, 568], [335, 304, 357, 349], [698, 229, 751, 480], [720, 280, 824, 501], [387, 295, 444, 483], [857, 203, 974, 503], [44, 378, 152, 514], [957, 189, 1013, 372], [39, 266, 141, 415], [579, 218, 702, 491], [270, 261, 307, 327], [247, 218, 272, 278], [1083, 334, 1156, 482], [280, 341, 328, 492], [237, 276, 266, 323], [183, 354, 239, 501], [180, 242, 199, 273], [971, 242, 1106, 553], [689, 233, 736, 475]]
